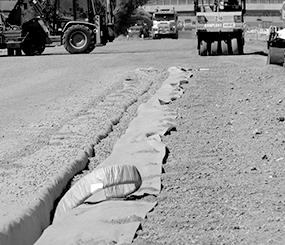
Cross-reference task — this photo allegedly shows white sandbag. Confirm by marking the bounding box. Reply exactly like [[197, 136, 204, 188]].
[[53, 165, 141, 222]]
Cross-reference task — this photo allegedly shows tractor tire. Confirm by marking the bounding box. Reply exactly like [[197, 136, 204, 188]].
[[63, 25, 94, 54], [231, 38, 239, 55]]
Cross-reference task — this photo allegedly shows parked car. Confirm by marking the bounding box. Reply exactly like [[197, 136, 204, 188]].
[[184, 19, 196, 31], [127, 24, 149, 38]]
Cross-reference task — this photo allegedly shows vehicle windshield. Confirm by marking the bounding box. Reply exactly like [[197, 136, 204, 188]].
[[195, 0, 242, 12], [153, 14, 175, 21]]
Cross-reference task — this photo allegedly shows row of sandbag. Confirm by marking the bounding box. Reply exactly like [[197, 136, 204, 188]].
[[35, 67, 192, 245]]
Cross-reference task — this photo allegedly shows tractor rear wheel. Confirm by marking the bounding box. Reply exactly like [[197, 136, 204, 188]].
[[231, 39, 239, 55], [15, 49, 22, 56], [63, 25, 95, 54]]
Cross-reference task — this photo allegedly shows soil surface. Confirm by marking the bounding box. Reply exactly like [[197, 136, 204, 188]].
[[133, 40, 285, 244], [2, 32, 285, 244]]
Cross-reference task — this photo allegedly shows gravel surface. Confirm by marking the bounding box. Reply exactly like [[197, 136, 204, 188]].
[[71, 68, 168, 183], [0, 68, 165, 219], [133, 42, 285, 244], [2, 33, 285, 244]]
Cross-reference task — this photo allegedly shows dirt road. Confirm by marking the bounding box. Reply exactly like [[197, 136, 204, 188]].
[[2, 34, 285, 244], [0, 36, 193, 165], [133, 40, 285, 244]]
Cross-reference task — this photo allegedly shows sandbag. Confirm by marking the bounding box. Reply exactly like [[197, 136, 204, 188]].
[[53, 165, 141, 222]]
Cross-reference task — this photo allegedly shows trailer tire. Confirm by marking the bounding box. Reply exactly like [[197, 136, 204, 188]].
[[199, 41, 207, 56], [237, 37, 244, 55], [227, 39, 233, 55], [63, 25, 94, 54], [267, 47, 285, 65]]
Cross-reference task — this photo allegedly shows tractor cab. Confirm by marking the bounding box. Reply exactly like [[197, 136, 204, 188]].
[[41, 0, 114, 35]]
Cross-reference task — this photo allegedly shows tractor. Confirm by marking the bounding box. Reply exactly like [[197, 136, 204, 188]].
[[0, 0, 116, 55]]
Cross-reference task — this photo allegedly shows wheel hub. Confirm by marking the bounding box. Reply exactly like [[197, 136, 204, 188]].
[[69, 31, 87, 49]]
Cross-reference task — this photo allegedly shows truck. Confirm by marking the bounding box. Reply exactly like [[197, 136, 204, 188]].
[[151, 8, 178, 39], [194, 0, 246, 55], [0, 0, 116, 56]]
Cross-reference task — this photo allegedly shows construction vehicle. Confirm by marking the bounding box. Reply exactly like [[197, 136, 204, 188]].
[[267, 2, 285, 65], [151, 8, 178, 39], [194, 0, 246, 55], [0, 0, 115, 56]]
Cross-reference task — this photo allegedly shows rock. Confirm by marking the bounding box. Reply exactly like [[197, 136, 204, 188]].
[[262, 155, 268, 160], [253, 129, 262, 135], [277, 116, 285, 122]]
